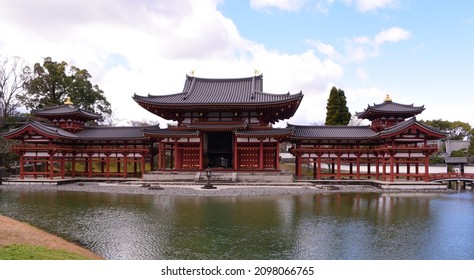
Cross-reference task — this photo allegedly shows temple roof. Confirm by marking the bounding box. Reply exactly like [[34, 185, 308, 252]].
[[288, 117, 446, 142], [32, 104, 102, 121], [187, 121, 247, 131], [235, 128, 294, 138], [2, 121, 158, 142], [288, 124, 376, 140], [142, 128, 200, 138], [76, 126, 157, 140], [132, 74, 303, 122], [134, 74, 302, 105], [377, 117, 447, 139], [355, 98, 425, 120], [2, 121, 79, 140]]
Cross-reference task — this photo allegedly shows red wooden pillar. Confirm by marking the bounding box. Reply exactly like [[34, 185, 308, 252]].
[[233, 134, 238, 170], [123, 152, 128, 178], [33, 158, 37, 179], [382, 157, 386, 181], [295, 152, 302, 179], [349, 162, 353, 179], [19, 154, 25, 179], [356, 153, 361, 180], [174, 139, 179, 169], [71, 153, 76, 178], [158, 141, 163, 170], [424, 152, 430, 182], [275, 141, 280, 170], [336, 151, 342, 180], [106, 152, 110, 178], [259, 140, 264, 170], [49, 151, 54, 179], [396, 163, 400, 179], [317, 154, 322, 180], [200, 135, 204, 169], [389, 152, 395, 182], [415, 163, 419, 181], [375, 158, 380, 180], [407, 163, 411, 180], [87, 152, 93, 178], [141, 152, 146, 178], [60, 153, 65, 179], [367, 162, 371, 179]]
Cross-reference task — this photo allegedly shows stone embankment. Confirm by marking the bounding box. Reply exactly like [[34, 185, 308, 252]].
[[0, 181, 451, 197]]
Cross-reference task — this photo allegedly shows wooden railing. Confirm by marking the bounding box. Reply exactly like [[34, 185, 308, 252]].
[[429, 173, 474, 181]]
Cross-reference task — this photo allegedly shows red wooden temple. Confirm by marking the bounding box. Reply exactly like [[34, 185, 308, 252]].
[[132, 74, 302, 172], [2, 99, 155, 179], [2, 75, 447, 182], [289, 95, 447, 181]]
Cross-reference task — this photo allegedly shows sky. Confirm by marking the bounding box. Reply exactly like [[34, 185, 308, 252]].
[[0, 0, 473, 127]]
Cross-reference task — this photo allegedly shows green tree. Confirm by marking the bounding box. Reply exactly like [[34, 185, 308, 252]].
[[20, 57, 111, 118], [468, 129, 474, 156], [325, 86, 351, 125], [420, 119, 471, 140]]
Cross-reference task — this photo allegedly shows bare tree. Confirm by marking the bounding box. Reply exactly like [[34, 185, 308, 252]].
[[128, 119, 160, 127], [100, 106, 124, 126], [0, 56, 29, 124]]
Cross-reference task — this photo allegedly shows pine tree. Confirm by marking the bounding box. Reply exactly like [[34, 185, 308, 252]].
[[325, 87, 351, 125]]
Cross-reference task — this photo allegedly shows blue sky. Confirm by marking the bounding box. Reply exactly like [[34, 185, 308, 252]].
[[0, 0, 473, 126]]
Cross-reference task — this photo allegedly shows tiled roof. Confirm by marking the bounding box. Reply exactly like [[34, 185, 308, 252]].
[[187, 121, 247, 131], [2, 121, 78, 139], [288, 124, 376, 140], [235, 128, 294, 138], [32, 104, 102, 120], [378, 117, 447, 138], [444, 157, 467, 164], [132, 75, 303, 106], [355, 100, 424, 119], [143, 129, 200, 138], [76, 126, 153, 140]]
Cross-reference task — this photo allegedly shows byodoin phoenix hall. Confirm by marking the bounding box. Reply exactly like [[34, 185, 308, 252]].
[[3, 74, 447, 183]]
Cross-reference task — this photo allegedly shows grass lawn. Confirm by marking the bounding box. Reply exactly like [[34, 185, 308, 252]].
[[0, 244, 90, 260], [0, 214, 102, 260]]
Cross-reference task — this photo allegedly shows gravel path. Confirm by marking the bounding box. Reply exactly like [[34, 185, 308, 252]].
[[0, 181, 449, 197]]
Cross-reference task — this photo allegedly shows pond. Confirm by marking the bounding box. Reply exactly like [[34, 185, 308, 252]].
[[0, 189, 473, 260]]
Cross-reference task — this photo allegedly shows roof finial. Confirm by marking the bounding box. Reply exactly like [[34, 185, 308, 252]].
[[384, 94, 392, 102], [64, 96, 73, 105], [189, 70, 195, 76], [253, 69, 260, 76]]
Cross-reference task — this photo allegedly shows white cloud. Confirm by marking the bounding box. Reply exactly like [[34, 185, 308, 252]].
[[309, 27, 410, 63], [346, 27, 410, 61], [344, 86, 388, 116], [345, 0, 398, 13], [250, 0, 307, 12], [374, 27, 411, 45], [0, 0, 344, 126], [250, 0, 397, 14], [356, 68, 368, 81], [306, 40, 342, 60]]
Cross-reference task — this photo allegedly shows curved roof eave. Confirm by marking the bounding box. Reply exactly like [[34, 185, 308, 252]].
[[133, 96, 302, 108], [2, 121, 79, 140]]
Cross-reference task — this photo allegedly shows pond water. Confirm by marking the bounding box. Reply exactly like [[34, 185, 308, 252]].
[[0, 189, 473, 260]]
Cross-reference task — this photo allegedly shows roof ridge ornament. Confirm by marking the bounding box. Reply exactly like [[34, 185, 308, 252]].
[[384, 94, 392, 102], [64, 96, 73, 105]]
